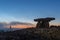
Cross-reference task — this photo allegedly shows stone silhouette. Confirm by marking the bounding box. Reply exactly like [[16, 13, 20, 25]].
[[34, 17, 55, 28], [10, 25, 12, 29]]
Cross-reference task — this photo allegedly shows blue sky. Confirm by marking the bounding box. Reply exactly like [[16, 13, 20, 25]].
[[0, 0, 60, 25]]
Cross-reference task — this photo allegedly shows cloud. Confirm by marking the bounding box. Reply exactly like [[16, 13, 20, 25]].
[[0, 22, 8, 29], [0, 21, 35, 29], [0, 23, 4, 28], [10, 21, 34, 25], [9, 21, 35, 28]]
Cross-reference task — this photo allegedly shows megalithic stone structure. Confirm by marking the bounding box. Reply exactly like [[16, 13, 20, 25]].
[[34, 17, 55, 28]]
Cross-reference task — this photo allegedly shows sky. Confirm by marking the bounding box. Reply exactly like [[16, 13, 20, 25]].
[[0, 0, 60, 28]]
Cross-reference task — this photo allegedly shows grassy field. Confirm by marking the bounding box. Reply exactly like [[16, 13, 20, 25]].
[[0, 28, 60, 40]]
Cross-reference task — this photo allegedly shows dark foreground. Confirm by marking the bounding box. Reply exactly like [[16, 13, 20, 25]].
[[0, 28, 60, 40]]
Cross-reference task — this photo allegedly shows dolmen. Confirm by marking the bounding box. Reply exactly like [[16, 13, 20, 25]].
[[34, 17, 55, 28]]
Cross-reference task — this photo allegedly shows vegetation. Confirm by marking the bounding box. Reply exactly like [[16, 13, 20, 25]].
[[0, 28, 60, 40]]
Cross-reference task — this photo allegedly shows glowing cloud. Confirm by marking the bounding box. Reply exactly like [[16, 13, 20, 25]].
[[0, 21, 35, 29]]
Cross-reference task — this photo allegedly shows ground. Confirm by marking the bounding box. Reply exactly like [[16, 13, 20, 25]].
[[0, 28, 60, 40]]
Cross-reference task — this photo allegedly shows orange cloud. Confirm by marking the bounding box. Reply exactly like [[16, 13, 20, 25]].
[[10, 24, 35, 28], [5, 25, 34, 28]]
